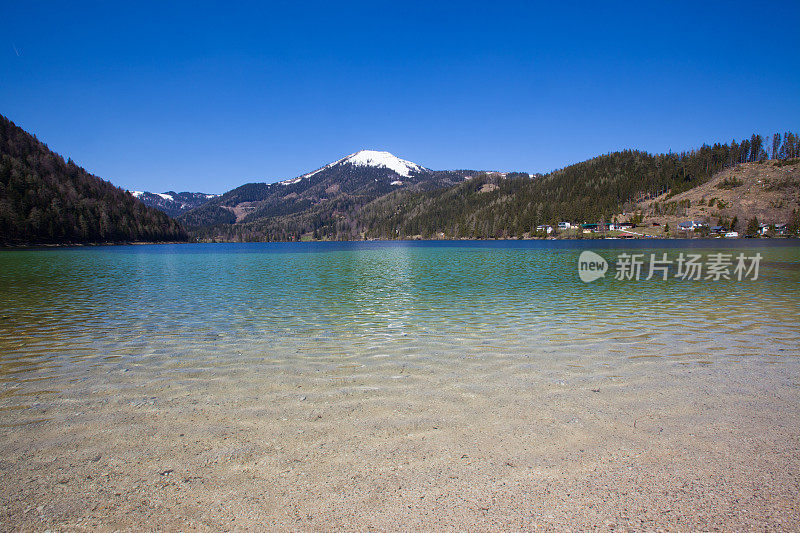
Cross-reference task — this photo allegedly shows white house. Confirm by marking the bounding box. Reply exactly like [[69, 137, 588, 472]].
[[678, 220, 708, 231], [558, 222, 571, 230], [536, 224, 553, 234]]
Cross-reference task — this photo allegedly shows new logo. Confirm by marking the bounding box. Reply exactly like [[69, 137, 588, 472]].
[[578, 251, 608, 282]]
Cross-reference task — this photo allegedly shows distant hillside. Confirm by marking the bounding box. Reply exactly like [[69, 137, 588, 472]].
[[181, 133, 798, 242], [358, 151, 670, 239], [357, 134, 799, 240], [181, 150, 479, 240], [0, 114, 187, 245], [129, 190, 218, 217]]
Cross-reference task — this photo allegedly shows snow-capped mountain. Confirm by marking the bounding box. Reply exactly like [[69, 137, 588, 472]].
[[179, 150, 473, 230], [282, 150, 429, 185], [129, 191, 219, 218]]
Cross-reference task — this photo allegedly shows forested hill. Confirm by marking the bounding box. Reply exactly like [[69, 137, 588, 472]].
[[0, 114, 187, 245], [186, 131, 798, 241], [359, 134, 798, 239]]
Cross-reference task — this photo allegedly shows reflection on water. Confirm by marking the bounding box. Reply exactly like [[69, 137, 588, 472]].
[[0, 240, 798, 414]]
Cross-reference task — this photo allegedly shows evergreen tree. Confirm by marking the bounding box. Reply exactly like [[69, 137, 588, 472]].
[[772, 133, 781, 159], [746, 217, 760, 237]]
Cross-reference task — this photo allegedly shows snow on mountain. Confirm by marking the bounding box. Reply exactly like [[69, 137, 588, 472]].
[[128, 190, 220, 218], [281, 150, 427, 185], [343, 150, 425, 177]]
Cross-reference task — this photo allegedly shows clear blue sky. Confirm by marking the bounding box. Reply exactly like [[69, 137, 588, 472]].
[[2, 1, 798, 193]]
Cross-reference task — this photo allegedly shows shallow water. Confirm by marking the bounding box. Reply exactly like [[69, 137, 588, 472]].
[[1, 241, 798, 395], [1, 240, 799, 529]]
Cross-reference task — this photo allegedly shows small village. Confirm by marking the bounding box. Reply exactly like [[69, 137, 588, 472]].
[[532, 218, 793, 239]]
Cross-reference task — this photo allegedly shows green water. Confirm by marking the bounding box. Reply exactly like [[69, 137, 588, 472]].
[[0, 242, 800, 362], [0, 240, 798, 415]]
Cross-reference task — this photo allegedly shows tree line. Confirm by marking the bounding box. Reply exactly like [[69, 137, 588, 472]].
[[0, 114, 187, 245]]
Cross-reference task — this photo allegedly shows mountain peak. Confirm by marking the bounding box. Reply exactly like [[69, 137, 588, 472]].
[[283, 150, 427, 184], [341, 150, 425, 177]]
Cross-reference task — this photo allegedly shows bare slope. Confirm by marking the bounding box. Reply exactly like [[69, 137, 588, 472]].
[[636, 160, 800, 231]]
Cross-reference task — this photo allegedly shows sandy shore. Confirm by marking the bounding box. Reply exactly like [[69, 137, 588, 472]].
[[1, 351, 798, 531]]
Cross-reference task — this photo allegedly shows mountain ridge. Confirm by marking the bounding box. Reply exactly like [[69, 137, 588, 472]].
[[129, 190, 219, 218], [3, 114, 797, 245], [178, 150, 477, 235], [181, 133, 799, 241]]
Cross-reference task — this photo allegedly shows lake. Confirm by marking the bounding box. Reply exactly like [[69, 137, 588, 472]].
[[1, 240, 799, 530]]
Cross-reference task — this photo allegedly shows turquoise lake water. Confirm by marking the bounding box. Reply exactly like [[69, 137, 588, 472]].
[[0, 241, 800, 389], [1, 239, 798, 421], [1, 241, 798, 386]]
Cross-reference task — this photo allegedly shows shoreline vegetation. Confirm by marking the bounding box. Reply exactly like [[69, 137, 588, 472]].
[[3, 233, 797, 251], [0, 240, 190, 250]]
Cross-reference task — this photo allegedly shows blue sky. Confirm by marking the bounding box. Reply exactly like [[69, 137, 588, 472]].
[[2, 1, 799, 193]]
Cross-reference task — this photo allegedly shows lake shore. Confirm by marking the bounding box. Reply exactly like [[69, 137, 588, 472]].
[[1, 241, 798, 530], [2, 352, 798, 531], [2, 235, 798, 251]]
